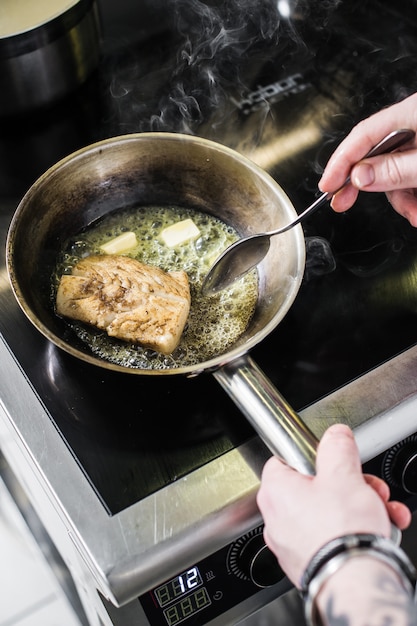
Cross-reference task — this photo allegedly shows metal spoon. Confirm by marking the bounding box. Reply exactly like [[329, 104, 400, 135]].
[[201, 128, 415, 295]]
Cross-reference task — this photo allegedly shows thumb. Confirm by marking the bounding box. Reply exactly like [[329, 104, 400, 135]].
[[316, 424, 362, 479], [351, 150, 417, 192]]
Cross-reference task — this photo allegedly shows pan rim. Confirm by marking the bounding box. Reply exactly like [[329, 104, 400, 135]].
[[6, 131, 306, 377]]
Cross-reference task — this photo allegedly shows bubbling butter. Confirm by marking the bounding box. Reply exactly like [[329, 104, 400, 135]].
[[54, 204, 258, 370]]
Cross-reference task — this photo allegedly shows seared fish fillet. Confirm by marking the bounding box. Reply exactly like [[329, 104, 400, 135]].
[[56, 255, 191, 355]]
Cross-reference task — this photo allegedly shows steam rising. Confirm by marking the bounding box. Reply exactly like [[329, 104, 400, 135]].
[[148, 0, 282, 133], [107, 0, 344, 135], [305, 237, 336, 281]]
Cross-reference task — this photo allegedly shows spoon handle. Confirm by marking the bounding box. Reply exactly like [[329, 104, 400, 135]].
[[271, 128, 416, 236]]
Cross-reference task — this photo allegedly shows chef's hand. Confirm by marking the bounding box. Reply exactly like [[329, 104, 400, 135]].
[[256, 424, 412, 588], [318, 93, 417, 226]]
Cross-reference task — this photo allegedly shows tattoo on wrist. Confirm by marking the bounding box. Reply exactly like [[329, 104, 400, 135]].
[[322, 570, 417, 626]]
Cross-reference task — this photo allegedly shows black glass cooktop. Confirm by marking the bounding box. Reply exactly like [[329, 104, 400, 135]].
[[2, 0, 417, 515]]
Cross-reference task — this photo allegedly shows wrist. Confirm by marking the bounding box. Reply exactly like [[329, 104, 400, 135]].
[[316, 556, 411, 626], [299, 534, 417, 626]]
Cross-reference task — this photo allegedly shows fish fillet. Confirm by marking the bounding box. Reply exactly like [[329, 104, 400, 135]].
[[56, 255, 191, 355]]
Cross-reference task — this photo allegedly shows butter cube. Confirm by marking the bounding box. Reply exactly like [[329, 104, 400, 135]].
[[160, 219, 200, 248], [99, 232, 138, 254]]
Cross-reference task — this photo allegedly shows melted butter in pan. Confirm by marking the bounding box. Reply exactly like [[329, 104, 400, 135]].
[[53, 204, 258, 369]]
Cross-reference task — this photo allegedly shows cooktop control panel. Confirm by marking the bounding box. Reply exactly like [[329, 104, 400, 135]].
[[140, 433, 417, 626], [140, 526, 290, 626]]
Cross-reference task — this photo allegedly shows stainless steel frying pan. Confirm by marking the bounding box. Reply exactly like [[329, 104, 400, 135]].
[[6, 133, 318, 473]]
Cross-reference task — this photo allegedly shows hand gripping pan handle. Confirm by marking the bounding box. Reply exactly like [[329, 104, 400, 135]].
[[214, 355, 401, 544]]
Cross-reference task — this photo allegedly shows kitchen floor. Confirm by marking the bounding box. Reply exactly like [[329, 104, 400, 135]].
[[1, 454, 417, 626]]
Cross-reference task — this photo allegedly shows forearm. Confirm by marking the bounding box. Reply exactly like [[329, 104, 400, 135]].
[[316, 557, 417, 626]]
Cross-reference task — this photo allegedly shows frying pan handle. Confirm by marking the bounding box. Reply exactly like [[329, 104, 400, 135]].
[[213, 355, 402, 544], [213, 354, 319, 475]]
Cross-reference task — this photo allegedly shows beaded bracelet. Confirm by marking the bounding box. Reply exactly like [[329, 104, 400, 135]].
[[299, 534, 417, 626]]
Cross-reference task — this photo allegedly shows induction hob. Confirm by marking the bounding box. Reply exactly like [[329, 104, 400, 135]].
[[2, 0, 417, 620]]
